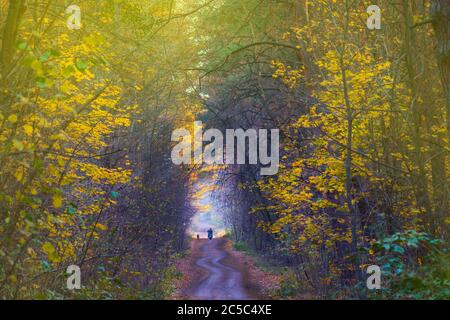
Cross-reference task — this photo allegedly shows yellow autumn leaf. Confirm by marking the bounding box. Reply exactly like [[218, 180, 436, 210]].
[[14, 167, 24, 182], [41, 242, 60, 263], [41, 242, 55, 254], [12, 139, 24, 151], [23, 124, 33, 136], [60, 81, 75, 94], [27, 247, 37, 258], [95, 223, 107, 231], [7, 114, 18, 123], [53, 193, 63, 208]]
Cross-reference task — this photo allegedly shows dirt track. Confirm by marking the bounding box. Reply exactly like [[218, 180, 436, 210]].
[[188, 238, 254, 300]]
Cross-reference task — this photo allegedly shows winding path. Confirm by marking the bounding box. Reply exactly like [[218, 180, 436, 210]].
[[190, 238, 251, 300]]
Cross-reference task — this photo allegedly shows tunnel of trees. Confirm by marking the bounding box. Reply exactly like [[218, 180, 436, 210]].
[[0, 0, 448, 299]]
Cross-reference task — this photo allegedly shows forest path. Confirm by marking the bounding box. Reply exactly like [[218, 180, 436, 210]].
[[182, 238, 257, 300], [191, 238, 252, 299]]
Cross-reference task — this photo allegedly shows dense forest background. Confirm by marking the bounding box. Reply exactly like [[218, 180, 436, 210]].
[[0, 0, 448, 299]]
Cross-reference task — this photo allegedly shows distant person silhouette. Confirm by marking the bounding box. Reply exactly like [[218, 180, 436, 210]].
[[196, 234, 200, 239], [207, 228, 213, 240]]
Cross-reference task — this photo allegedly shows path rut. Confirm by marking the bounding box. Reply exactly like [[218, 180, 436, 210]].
[[190, 238, 252, 300]]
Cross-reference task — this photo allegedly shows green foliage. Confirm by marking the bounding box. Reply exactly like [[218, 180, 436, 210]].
[[274, 273, 300, 299], [369, 230, 449, 299], [233, 241, 248, 252]]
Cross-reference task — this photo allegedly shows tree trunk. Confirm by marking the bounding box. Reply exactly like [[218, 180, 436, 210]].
[[402, 0, 434, 230], [430, 0, 450, 143], [430, 0, 450, 238], [0, 0, 26, 77]]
